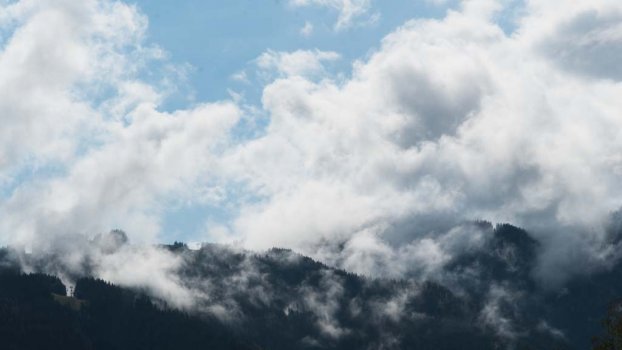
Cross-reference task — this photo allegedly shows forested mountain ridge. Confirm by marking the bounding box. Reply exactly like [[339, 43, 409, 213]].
[[0, 223, 621, 349]]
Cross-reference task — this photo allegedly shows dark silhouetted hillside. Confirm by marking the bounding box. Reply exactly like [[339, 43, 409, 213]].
[[1, 223, 621, 349]]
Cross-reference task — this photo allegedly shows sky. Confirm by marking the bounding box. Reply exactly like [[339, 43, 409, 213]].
[[130, 0, 454, 240], [1, 0, 622, 287], [131, 0, 448, 104]]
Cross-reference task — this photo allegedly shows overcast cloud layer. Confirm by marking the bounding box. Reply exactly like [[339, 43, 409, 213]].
[[1, 0, 622, 294]]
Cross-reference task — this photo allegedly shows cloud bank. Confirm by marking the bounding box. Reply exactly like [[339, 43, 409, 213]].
[[1, 0, 622, 304], [226, 0, 622, 284]]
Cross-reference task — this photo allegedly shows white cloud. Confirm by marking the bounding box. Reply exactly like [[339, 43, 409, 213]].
[[530, 4, 622, 80], [2, 0, 622, 301], [0, 0, 240, 247], [230, 70, 249, 83], [0, 0, 239, 307], [300, 20, 314, 37], [289, 0, 372, 30], [96, 244, 197, 308], [3, 102, 239, 248], [219, 0, 622, 284], [255, 49, 340, 78]]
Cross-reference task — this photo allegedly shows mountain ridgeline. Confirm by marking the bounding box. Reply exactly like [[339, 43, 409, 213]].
[[1, 223, 621, 349]]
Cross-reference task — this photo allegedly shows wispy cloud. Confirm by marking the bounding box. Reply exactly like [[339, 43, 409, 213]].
[[255, 49, 340, 78], [300, 21, 314, 37], [289, 0, 373, 30]]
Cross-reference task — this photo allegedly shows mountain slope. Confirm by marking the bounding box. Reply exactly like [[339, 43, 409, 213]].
[[0, 223, 620, 349]]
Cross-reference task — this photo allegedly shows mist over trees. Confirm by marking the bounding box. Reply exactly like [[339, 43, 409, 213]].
[[0, 223, 621, 349]]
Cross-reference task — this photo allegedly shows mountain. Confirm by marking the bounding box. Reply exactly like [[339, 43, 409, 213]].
[[0, 223, 620, 349]]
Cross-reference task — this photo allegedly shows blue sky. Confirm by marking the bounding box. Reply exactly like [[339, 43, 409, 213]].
[[133, 0, 448, 107]]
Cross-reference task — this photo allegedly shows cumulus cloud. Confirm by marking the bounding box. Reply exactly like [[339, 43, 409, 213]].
[[2, 102, 238, 248], [0, 0, 239, 306], [2, 0, 622, 306], [0, 0, 240, 247], [530, 3, 622, 81], [0, 0, 143, 171], [221, 0, 622, 285]]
